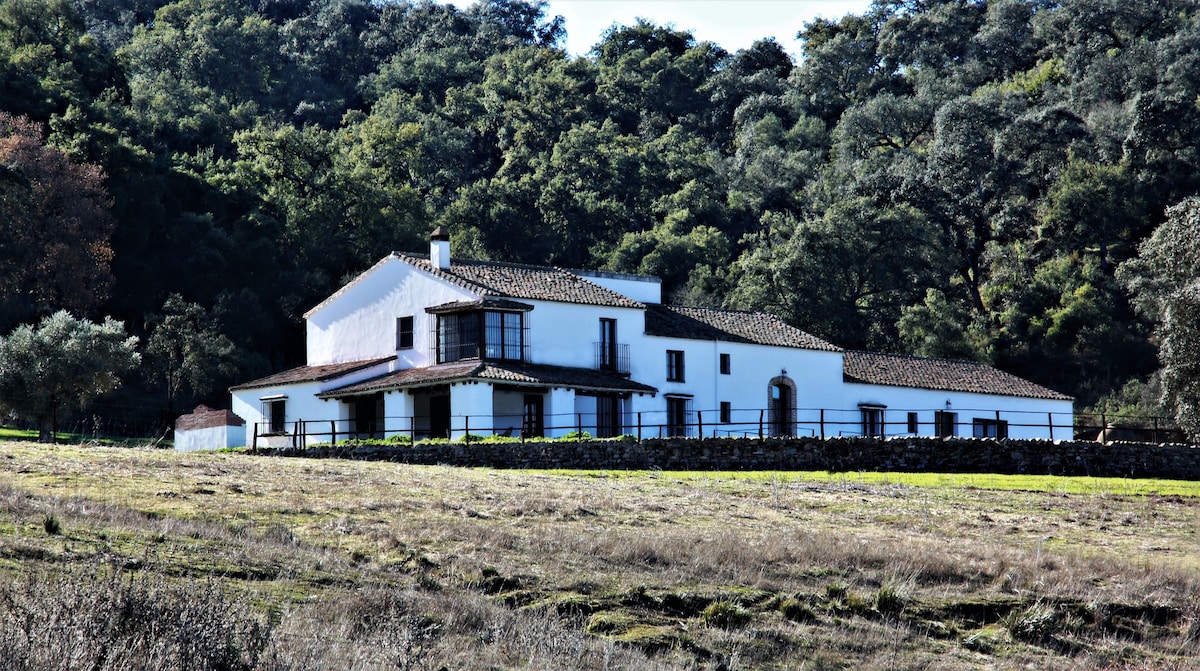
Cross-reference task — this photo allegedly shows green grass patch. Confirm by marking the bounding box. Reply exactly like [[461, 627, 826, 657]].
[[537, 469, 1200, 497]]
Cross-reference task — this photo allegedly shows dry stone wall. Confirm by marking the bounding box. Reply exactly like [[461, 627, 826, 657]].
[[260, 435, 1200, 479]]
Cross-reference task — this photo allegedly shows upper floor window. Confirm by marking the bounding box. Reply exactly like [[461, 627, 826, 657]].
[[666, 350, 685, 382], [437, 310, 525, 363], [396, 316, 414, 350], [719, 353, 730, 375]]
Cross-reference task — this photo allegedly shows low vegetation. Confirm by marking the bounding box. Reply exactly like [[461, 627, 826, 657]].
[[1, 441, 1198, 669]]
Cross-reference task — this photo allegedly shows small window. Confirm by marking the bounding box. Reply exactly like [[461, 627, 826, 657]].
[[666, 396, 691, 437], [935, 411, 957, 437], [719, 353, 730, 375], [861, 407, 884, 438], [261, 398, 287, 434], [667, 350, 685, 382], [720, 401, 732, 424], [396, 316, 414, 350], [973, 418, 1009, 439], [907, 412, 918, 434]]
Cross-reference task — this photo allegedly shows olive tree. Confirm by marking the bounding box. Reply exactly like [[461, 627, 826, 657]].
[[0, 311, 140, 442], [1118, 197, 1200, 439]]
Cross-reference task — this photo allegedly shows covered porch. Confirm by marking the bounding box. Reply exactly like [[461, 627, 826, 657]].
[[314, 360, 657, 442]]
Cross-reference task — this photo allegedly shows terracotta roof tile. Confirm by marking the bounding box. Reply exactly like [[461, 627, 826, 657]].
[[319, 361, 657, 397], [229, 356, 396, 391], [644, 305, 841, 351], [175, 405, 245, 431], [842, 351, 1072, 400], [396, 254, 643, 308]]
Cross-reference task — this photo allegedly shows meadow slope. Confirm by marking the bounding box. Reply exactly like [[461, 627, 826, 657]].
[[1, 442, 1198, 670]]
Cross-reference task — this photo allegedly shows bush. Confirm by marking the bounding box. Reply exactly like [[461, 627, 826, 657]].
[[779, 597, 819, 623], [1007, 602, 1060, 643], [41, 513, 61, 536], [702, 601, 752, 629], [0, 568, 273, 671]]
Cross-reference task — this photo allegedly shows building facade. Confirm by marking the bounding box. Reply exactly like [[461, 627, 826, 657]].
[[229, 230, 1074, 447]]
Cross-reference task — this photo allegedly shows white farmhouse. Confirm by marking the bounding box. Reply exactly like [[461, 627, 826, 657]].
[[230, 229, 1073, 446]]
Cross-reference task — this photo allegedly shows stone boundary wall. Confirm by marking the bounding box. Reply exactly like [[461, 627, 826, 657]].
[[257, 435, 1200, 479]]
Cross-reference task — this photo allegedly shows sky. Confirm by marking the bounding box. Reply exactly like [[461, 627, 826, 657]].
[[452, 1, 876, 59], [545, 0, 874, 58]]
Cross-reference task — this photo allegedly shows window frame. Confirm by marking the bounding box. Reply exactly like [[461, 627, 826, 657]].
[[396, 315, 414, 350], [934, 410, 957, 438], [972, 417, 1009, 439], [666, 349, 685, 382], [437, 310, 524, 363]]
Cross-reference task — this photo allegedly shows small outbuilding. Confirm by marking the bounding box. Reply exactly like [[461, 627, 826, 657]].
[[174, 405, 245, 452]]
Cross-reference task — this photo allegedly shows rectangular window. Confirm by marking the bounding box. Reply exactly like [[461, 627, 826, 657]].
[[720, 401, 732, 424], [973, 418, 1009, 439], [599, 318, 617, 370], [861, 407, 884, 438], [438, 311, 522, 363], [667, 350, 685, 382], [935, 411, 957, 437], [666, 396, 691, 437], [596, 395, 622, 438], [719, 353, 730, 375], [907, 412, 918, 434], [396, 316, 414, 350], [261, 398, 286, 434]]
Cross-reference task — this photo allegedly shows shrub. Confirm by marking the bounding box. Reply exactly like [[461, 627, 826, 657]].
[[702, 601, 752, 629], [779, 597, 819, 623], [875, 583, 909, 613], [1007, 602, 1060, 643], [42, 513, 61, 536]]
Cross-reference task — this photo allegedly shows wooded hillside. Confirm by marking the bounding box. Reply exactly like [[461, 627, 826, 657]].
[[1, 0, 1197, 431]]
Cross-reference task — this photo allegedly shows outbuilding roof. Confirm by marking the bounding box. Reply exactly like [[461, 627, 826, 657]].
[[644, 305, 841, 352], [175, 405, 245, 431], [318, 360, 658, 398], [229, 356, 396, 391], [842, 351, 1072, 401]]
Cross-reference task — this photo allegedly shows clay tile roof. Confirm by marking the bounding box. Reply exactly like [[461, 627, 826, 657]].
[[175, 405, 245, 431], [229, 356, 396, 391], [644, 305, 841, 351], [318, 361, 657, 398], [395, 253, 643, 308], [842, 351, 1072, 401]]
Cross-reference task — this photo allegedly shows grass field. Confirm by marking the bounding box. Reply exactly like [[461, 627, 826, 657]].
[[1, 441, 1198, 670]]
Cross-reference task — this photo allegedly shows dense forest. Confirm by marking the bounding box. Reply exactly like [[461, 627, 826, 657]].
[[1, 0, 1198, 435]]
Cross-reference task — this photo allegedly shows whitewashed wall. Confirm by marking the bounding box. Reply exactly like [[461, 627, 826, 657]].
[[304, 257, 476, 366], [839, 382, 1073, 440], [175, 424, 245, 452]]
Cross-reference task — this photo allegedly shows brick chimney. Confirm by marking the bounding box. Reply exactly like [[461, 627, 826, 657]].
[[430, 226, 450, 269]]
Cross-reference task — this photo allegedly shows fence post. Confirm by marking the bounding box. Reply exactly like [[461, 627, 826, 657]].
[[410, 416, 415, 444], [252, 423, 258, 451], [576, 413, 582, 439], [698, 411, 704, 440], [1153, 417, 1159, 443], [331, 420, 336, 445], [758, 409, 764, 441], [637, 412, 642, 440], [1048, 412, 1054, 441], [820, 409, 825, 439]]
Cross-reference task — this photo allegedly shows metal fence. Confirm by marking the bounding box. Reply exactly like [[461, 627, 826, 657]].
[[248, 405, 1162, 450]]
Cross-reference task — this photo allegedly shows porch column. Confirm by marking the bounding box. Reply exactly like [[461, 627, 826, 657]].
[[383, 390, 415, 440], [543, 387, 576, 438], [449, 382, 494, 441]]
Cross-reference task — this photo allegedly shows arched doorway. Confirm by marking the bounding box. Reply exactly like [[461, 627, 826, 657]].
[[767, 376, 796, 437]]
